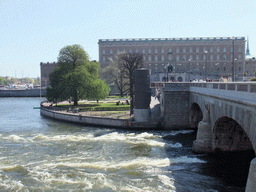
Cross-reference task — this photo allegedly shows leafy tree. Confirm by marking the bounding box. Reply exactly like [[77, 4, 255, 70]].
[[117, 52, 143, 115], [46, 44, 109, 106], [10, 78, 19, 84], [33, 77, 40, 86], [22, 77, 34, 84], [0, 77, 7, 85], [100, 57, 129, 97]]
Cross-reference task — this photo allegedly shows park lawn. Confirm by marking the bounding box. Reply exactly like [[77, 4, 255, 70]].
[[56, 102, 130, 111]]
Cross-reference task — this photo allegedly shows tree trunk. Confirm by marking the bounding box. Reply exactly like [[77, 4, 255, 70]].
[[129, 73, 134, 116], [120, 74, 123, 97], [73, 90, 78, 106]]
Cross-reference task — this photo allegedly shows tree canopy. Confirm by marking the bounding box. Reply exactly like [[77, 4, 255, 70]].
[[46, 44, 109, 106]]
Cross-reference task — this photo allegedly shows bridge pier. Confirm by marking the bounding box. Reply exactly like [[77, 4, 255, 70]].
[[246, 158, 256, 192], [193, 110, 213, 153]]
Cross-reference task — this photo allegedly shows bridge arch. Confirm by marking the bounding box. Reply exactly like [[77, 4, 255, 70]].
[[212, 116, 255, 153], [190, 103, 203, 128], [212, 116, 256, 187]]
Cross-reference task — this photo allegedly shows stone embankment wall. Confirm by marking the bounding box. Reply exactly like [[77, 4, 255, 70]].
[[40, 107, 128, 128], [0, 89, 46, 97]]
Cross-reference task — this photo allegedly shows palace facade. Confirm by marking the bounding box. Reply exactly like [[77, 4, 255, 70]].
[[98, 37, 248, 81]]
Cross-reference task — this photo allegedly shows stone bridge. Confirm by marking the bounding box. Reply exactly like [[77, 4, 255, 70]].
[[157, 82, 256, 192]]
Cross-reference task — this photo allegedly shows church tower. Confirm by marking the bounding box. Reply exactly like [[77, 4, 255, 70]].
[[246, 36, 251, 56]]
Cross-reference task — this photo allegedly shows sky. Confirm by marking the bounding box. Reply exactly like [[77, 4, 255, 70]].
[[0, 0, 256, 78]]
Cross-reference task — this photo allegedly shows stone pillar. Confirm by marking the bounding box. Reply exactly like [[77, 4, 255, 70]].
[[246, 158, 256, 192], [193, 110, 213, 153], [134, 69, 151, 122], [134, 108, 150, 122]]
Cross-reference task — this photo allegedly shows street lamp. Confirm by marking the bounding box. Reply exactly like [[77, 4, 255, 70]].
[[188, 59, 191, 81], [165, 62, 169, 82], [234, 58, 237, 81], [204, 51, 208, 80], [165, 52, 173, 82], [232, 36, 235, 82]]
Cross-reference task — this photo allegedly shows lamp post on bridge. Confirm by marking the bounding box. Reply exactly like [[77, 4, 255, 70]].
[[165, 51, 173, 82], [204, 51, 208, 80], [234, 58, 237, 82], [232, 36, 235, 82]]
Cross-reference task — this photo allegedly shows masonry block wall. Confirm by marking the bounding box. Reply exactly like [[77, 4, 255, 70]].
[[0, 89, 46, 97], [164, 91, 190, 128], [40, 62, 58, 87], [162, 83, 190, 129]]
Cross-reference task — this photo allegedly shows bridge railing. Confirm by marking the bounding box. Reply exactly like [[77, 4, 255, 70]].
[[190, 82, 256, 93], [150, 82, 165, 89]]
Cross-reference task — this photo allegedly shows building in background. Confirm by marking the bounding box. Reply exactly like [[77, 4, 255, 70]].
[[40, 62, 58, 87], [98, 37, 248, 81]]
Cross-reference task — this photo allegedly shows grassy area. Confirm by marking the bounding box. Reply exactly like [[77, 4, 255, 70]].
[[108, 95, 130, 99], [56, 102, 130, 111]]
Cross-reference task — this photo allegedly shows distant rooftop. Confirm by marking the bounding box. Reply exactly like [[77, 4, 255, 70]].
[[40, 62, 57, 65], [98, 37, 245, 43]]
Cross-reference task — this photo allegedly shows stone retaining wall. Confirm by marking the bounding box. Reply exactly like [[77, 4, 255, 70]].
[[0, 89, 46, 97], [40, 107, 126, 128]]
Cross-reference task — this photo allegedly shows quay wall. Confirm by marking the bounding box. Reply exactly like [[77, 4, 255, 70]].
[[40, 107, 128, 128], [0, 89, 46, 97]]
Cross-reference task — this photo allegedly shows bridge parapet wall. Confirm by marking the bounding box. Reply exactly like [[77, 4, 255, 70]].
[[190, 82, 256, 106]]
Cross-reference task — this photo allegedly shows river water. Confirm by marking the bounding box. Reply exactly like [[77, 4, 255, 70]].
[[0, 98, 247, 191]]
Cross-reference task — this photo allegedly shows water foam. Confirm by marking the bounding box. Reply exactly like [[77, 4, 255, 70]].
[[158, 175, 176, 189], [29, 132, 166, 149], [162, 130, 195, 137], [2, 164, 29, 175], [43, 157, 170, 170], [3, 134, 32, 143], [165, 143, 183, 148], [171, 156, 206, 164]]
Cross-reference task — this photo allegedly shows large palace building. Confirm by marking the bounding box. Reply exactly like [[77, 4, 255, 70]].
[[98, 37, 250, 81]]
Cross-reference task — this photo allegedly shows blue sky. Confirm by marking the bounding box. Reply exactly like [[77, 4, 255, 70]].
[[1, 0, 256, 78]]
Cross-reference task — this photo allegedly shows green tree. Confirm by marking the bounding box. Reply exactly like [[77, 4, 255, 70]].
[[46, 44, 109, 106], [33, 77, 40, 86], [0, 77, 7, 85]]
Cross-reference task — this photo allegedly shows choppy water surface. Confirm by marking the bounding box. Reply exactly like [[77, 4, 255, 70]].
[[0, 98, 246, 191]]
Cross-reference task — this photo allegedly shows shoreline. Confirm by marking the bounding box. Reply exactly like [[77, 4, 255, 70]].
[[40, 105, 160, 130]]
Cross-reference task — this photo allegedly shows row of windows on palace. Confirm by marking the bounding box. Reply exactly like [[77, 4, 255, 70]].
[[102, 53, 243, 62], [101, 46, 243, 55], [147, 62, 251, 73]]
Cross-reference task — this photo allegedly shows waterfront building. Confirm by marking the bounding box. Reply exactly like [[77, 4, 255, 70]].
[[98, 37, 247, 81]]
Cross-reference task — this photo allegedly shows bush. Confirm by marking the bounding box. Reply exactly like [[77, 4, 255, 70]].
[[82, 106, 130, 111]]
